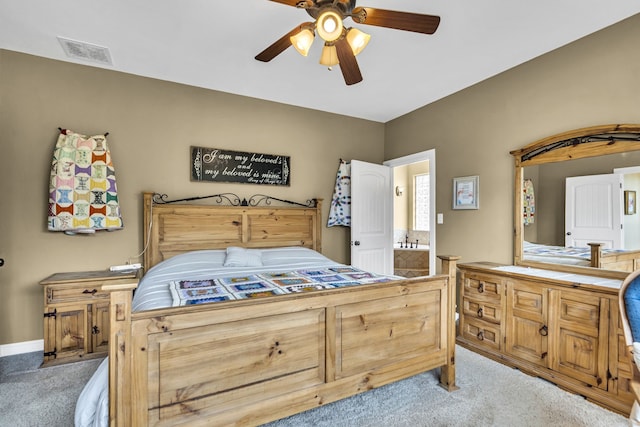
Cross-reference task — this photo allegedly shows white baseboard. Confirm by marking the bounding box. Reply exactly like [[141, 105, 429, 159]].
[[0, 339, 44, 358]]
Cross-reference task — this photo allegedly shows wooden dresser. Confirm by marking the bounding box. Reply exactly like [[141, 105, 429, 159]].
[[457, 262, 635, 416], [40, 269, 139, 366]]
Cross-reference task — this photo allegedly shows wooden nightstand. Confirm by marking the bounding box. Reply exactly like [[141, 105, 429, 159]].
[[40, 269, 139, 366]]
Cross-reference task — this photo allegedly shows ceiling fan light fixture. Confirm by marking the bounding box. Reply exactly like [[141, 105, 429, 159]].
[[346, 28, 371, 56], [316, 10, 343, 42], [319, 43, 339, 67], [290, 28, 315, 56], [256, 1, 441, 85]]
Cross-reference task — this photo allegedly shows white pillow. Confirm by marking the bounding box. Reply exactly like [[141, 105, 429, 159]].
[[224, 246, 263, 267]]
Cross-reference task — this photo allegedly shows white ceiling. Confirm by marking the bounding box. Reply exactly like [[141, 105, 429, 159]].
[[2, 1, 639, 123]]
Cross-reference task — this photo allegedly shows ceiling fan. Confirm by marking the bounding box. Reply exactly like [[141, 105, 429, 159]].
[[255, 0, 440, 85]]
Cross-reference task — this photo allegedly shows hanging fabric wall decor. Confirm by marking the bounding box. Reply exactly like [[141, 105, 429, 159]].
[[48, 129, 124, 234], [327, 159, 351, 227], [523, 178, 535, 226]]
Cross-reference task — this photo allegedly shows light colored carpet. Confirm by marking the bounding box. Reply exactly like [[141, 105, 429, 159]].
[[0, 356, 102, 427], [0, 346, 629, 427], [264, 346, 628, 427]]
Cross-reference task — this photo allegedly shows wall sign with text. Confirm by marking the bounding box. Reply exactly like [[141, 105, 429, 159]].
[[191, 146, 290, 186]]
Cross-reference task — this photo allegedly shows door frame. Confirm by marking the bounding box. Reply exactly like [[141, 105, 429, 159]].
[[384, 149, 436, 274]]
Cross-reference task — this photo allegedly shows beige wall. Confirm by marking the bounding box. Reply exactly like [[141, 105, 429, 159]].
[[2, 12, 640, 346], [0, 50, 384, 344], [393, 165, 409, 230], [624, 173, 640, 249], [385, 13, 640, 266]]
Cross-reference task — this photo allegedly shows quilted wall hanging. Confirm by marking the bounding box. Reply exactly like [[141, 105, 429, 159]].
[[48, 128, 123, 234], [327, 159, 351, 227]]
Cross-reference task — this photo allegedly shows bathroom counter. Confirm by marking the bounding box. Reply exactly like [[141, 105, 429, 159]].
[[394, 246, 430, 277]]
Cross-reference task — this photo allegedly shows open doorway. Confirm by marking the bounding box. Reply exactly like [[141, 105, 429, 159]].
[[384, 150, 435, 276]]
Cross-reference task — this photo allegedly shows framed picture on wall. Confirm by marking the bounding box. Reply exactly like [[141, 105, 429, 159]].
[[453, 175, 479, 210], [625, 190, 636, 215]]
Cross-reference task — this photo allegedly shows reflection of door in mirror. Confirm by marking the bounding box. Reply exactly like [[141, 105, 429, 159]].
[[512, 124, 640, 272], [565, 173, 623, 249], [524, 153, 640, 251]]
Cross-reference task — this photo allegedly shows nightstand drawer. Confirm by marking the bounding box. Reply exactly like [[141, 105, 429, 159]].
[[46, 285, 110, 303]]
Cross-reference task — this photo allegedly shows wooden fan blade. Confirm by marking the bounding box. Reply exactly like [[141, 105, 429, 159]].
[[268, 0, 314, 8], [351, 7, 440, 34], [335, 38, 362, 85], [255, 23, 311, 62]]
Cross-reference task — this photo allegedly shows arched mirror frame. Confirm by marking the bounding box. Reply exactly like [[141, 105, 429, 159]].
[[511, 123, 640, 277]]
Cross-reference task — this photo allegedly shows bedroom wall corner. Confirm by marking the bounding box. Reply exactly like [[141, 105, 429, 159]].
[[383, 13, 640, 266]]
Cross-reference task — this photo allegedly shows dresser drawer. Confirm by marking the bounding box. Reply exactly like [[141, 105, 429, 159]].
[[462, 296, 502, 324], [462, 273, 504, 302], [460, 317, 502, 351], [46, 284, 110, 303]]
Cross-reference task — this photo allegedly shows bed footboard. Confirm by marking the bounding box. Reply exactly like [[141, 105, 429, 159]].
[[107, 256, 459, 426], [589, 243, 640, 272]]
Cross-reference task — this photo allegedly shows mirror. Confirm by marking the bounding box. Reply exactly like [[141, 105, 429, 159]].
[[512, 124, 640, 274]]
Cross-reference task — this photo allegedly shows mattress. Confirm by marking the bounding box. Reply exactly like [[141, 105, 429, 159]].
[[75, 246, 388, 427], [522, 241, 594, 266], [522, 241, 628, 266]]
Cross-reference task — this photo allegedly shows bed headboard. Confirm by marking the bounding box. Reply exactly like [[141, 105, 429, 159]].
[[142, 192, 323, 271]]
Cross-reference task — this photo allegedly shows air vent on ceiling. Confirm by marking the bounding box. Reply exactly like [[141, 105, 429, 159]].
[[57, 37, 113, 66]]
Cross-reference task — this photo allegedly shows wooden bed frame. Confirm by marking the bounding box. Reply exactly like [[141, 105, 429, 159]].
[[104, 192, 459, 426], [588, 243, 640, 272], [523, 242, 640, 272]]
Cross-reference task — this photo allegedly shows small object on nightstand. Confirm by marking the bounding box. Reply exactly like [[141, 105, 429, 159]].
[[110, 263, 142, 272]]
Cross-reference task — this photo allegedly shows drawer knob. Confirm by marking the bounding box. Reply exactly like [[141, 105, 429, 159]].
[[478, 282, 484, 293], [539, 325, 548, 336], [83, 289, 98, 295], [477, 331, 484, 341], [92, 325, 100, 335], [477, 307, 483, 318]]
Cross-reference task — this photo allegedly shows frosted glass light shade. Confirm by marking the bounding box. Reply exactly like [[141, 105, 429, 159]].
[[346, 28, 370, 56], [319, 44, 339, 66], [317, 10, 343, 42], [290, 29, 315, 56]]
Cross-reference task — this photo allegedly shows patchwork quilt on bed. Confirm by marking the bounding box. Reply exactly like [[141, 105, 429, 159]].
[[524, 241, 626, 260], [170, 266, 393, 306]]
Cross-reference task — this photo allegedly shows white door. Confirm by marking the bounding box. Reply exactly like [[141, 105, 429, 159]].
[[350, 160, 393, 275], [565, 173, 623, 248]]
